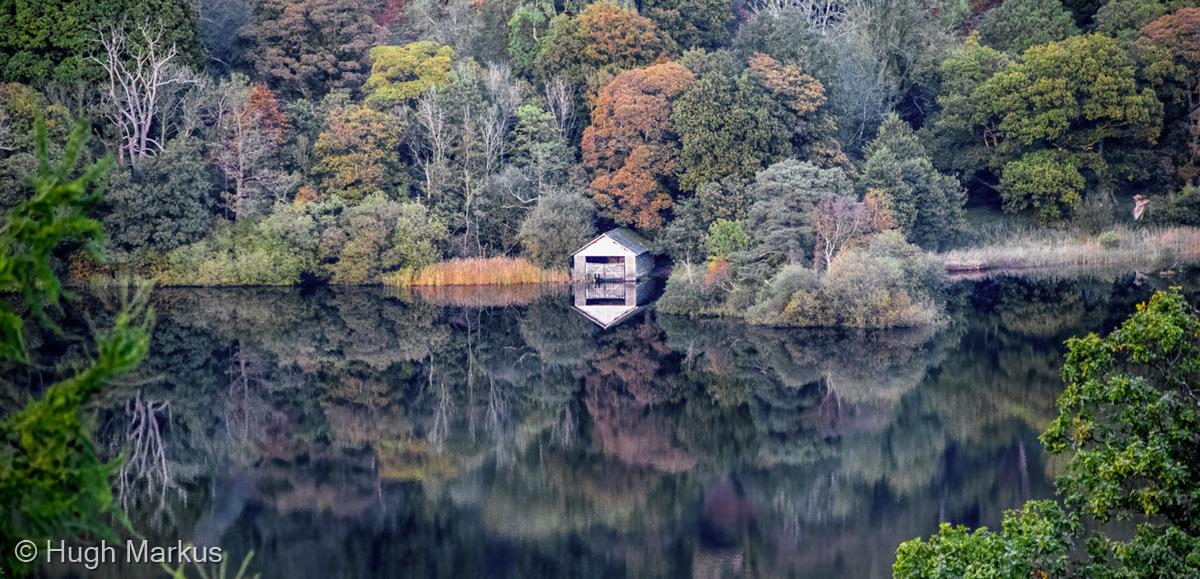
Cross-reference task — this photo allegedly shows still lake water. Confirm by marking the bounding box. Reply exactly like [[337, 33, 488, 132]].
[[26, 269, 1200, 579]]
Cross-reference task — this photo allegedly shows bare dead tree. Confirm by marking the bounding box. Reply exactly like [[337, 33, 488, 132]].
[[91, 22, 197, 168], [750, 0, 846, 31], [813, 196, 868, 269], [409, 89, 451, 199], [543, 76, 576, 137]]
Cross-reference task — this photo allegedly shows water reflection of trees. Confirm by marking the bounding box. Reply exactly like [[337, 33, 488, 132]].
[[49, 272, 1191, 578]]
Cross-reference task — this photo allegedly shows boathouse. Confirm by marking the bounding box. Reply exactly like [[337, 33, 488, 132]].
[[571, 227, 654, 282]]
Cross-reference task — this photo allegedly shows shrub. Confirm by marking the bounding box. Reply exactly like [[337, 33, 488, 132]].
[[161, 205, 319, 286], [320, 194, 447, 284], [656, 265, 730, 316], [1098, 230, 1120, 248], [754, 231, 947, 328], [1152, 187, 1200, 226]]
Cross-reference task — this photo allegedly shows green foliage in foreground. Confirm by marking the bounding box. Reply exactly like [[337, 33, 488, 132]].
[[0, 121, 150, 575], [893, 500, 1077, 578], [895, 289, 1200, 578]]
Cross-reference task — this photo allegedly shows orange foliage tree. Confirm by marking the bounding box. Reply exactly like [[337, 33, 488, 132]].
[[582, 61, 694, 229], [746, 53, 851, 172]]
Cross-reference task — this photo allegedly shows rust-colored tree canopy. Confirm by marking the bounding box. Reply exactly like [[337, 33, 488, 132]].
[[582, 61, 694, 229], [747, 53, 826, 117], [1140, 8, 1200, 66]]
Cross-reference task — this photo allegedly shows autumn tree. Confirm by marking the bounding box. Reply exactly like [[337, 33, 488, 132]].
[[534, 3, 676, 96], [364, 42, 455, 108], [212, 75, 291, 219], [1138, 8, 1200, 187], [582, 61, 694, 229], [244, 0, 378, 99], [313, 102, 407, 202], [746, 52, 850, 170]]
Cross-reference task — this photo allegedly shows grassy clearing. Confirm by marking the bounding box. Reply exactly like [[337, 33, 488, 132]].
[[385, 257, 568, 287], [939, 226, 1200, 273]]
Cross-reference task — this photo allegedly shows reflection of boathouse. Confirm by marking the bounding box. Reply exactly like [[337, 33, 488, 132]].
[[571, 227, 654, 282], [572, 280, 656, 329]]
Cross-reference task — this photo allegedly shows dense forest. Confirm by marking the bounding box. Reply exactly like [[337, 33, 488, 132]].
[[1, 0, 1198, 323]]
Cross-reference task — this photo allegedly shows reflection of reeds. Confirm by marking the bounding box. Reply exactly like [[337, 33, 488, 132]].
[[941, 226, 1200, 273], [405, 282, 568, 307], [385, 257, 568, 287]]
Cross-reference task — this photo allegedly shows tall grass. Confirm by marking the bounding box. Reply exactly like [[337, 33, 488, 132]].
[[385, 257, 568, 287], [939, 226, 1200, 273]]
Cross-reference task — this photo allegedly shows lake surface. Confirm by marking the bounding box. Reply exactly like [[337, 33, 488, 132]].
[[22, 269, 1200, 578]]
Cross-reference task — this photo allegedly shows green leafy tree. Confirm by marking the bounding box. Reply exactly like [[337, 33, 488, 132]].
[[0, 121, 150, 574], [0, 0, 203, 84], [0, 83, 71, 210], [705, 219, 750, 260], [103, 136, 218, 258], [518, 189, 597, 268], [672, 55, 792, 191], [364, 42, 455, 108], [320, 194, 447, 283], [1095, 0, 1169, 44], [923, 34, 1009, 180], [999, 150, 1086, 223], [894, 501, 1078, 578], [978, 0, 1079, 54], [511, 103, 573, 190], [745, 160, 854, 267], [533, 2, 676, 93], [959, 34, 1163, 218], [860, 114, 964, 248], [976, 34, 1162, 167], [639, 0, 733, 50], [507, 1, 555, 77], [896, 289, 1200, 578]]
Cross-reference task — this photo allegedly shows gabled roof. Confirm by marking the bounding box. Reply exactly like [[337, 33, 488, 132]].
[[574, 227, 652, 256]]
